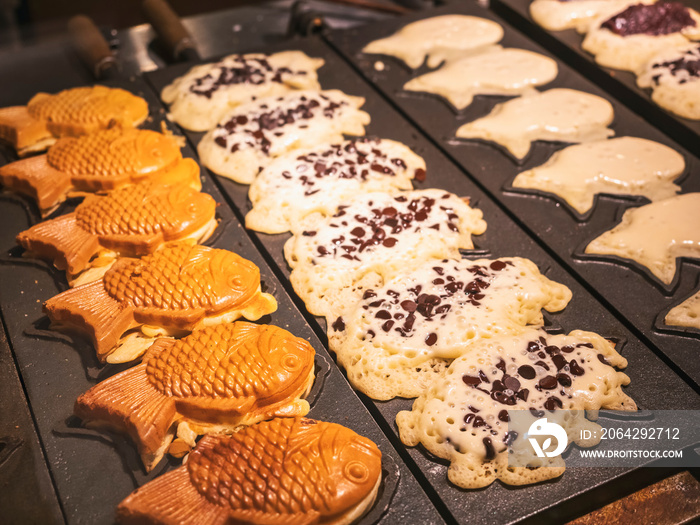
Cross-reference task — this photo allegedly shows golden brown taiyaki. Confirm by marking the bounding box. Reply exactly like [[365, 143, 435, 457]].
[[0, 127, 193, 216], [0, 86, 148, 155], [117, 418, 383, 525], [44, 240, 277, 363], [75, 322, 316, 471], [17, 179, 218, 285]]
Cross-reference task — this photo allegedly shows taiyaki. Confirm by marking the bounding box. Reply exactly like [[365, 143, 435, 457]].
[[198, 90, 370, 184], [284, 190, 487, 317], [511, 137, 684, 214], [396, 329, 635, 489], [585, 193, 700, 284], [328, 257, 572, 400], [362, 15, 504, 69], [0, 127, 195, 216], [403, 47, 558, 110], [17, 179, 218, 285], [75, 322, 316, 471], [44, 240, 277, 363], [0, 86, 149, 156], [456, 88, 615, 160], [582, 2, 700, 72], [117, 418, 383, 525], [161, 51, 325, 131], [246, 138, 425, 234]]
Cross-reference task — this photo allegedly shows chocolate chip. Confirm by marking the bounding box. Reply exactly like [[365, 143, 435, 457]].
[[382, 320, 394, 332], [518, 365, 536, 380], [425, 333, 438, 346], [504, 376, 521, 392], [569, 360, 585, 376], [400, 300, 417, 312], [597, 354, 610, 366], [483, 437, 496, 460], [544, 397, 563, 410], [463, 374, 481, 385], [539, 375, 558, 390], [498, 410, 510, 422], [414, 168, 426, 182], [490, 260, 507, 271], [535, 360, 550, 371], [552, 354, 567, 371], [375, 310, 391, 320], [332, 317, 345, 332], [382, 237, 397, 248], [556, 373, 571, 387]]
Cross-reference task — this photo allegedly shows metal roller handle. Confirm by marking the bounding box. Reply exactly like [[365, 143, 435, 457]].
[[142, 0, 198, 61], [67, 15, 118, 79]]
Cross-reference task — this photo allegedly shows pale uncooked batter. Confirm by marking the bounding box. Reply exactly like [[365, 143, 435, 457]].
[[512, 137, 684, 213], [403, 47, 558, 110], [585, 193, 700, 284], [456, 88, 615, 159]]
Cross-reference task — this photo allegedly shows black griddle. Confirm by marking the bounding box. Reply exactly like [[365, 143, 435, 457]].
[[324, 1, 700, 391], [145, 35, 700, 525], [490, 0, 700, 156]]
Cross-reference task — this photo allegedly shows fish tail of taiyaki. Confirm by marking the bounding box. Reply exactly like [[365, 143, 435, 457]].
[[0, 155, 72, 215], [17, 213, 100, 275], [117, 465, 228, 525], [44, 279, 134, 362], [152, 157, 202, 191], [0, 105, 53, 155], [75, 357, 178, 472]]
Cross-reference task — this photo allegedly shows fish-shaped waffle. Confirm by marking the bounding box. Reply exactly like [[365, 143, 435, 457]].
[[396, 329, 635, 489], [198, 90, 370, 184], [44, 240, 277, 363], [0, 86, 149, 156], [161, 51, 325, 131], [285, 189, 487, 317], [0, 127, 194, 216], [328, 257, 572, 400], [75, 322, 316, 471], [117, 418, 383, 525], [17, 179, 218, 285]]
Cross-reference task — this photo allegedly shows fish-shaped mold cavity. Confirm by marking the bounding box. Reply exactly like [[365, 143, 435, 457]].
[[44, 240, 278, 363], [0, 127, 194, 216], [17, 179, 218, 286], [117, 418, 383, 525], [0, 86, 149, 156], [75, 322, 316, 471]]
